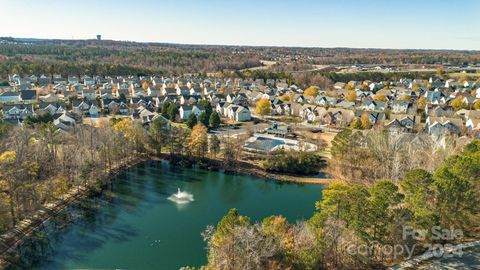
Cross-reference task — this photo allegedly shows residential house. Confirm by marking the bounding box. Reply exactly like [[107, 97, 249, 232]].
[[457, 109, 480, 134], [38, 75, 51, 86], [72, 99, 90, 115], [322, 108, 355, 127], [225, 104, 251, 122], [208, 93, 226, 104], [162, 87, 177, 96], [334, 82, 346, 90], [426, 106, 454, 117], [300, 105, 326, 123], [391, 100, 410, 114], [0, 91, 21, 103], [359, 100, 386, 111], [183, 95, 201, 105], [179, 105, 202, 120], [53, 76, 67, 85], [83, 76, 95, 86], [72, 99, 99, 116], [424, 89, 445, 105], [203, 87, 215, 96], [2, 103, 34, 120], [335, 101, 355, 109], [53, 112, 78, 132], [355, 111, 386, 125], [266, 123, 290, 137], [385, 115, 417, 133], [215, 102, 228, 116], [81, 89, 97, 101], [147, 86, 162, 97], [117, 82, 129, 91], [130, 97, 156, 111], [293, 94, 307, 104], [131, 87, 147, 98], [102, 99, 129, 115], [369, 82, 384, 91], [316, 96, 337, 107], [429, 77, 443, 88], [116, 88, 130, 99], [425, 116, 463, 137], [68, 76, 79, 84], [176, 86, 190, 96], [37, 102, 67, 116], [134, 107, 158, 124]]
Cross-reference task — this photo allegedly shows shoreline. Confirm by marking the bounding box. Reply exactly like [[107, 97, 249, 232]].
[[231, 164, 332, 185], [0, 155, 149, 269], [152, 153, 332, 185], [0, 153, 329, 269], [198, 155, 332, 185]]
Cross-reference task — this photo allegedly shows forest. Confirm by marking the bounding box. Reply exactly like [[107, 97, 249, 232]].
[[1, 38, 479, 77]]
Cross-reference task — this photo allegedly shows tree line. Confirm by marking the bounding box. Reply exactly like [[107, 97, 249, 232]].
[[329, 128, 464, 184], [3, 39, 479, 78], [0, 42, 262, 77]]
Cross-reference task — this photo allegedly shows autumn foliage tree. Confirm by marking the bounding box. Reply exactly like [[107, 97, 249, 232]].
[[360, 113, 372, 129], [417, 96, 427, 111], [473, 99, 480, 110], [303, 86, 319, 97], [346, 91, 357, 102], [255, 98, 271, 116], [350, 118, 362, 129], [451, 96, 467, 111], [373, 93, 387, 101], [188, 124, 208, 158], [399, 94, 411, 101], [142, 81, 150, 90], [278, 94, 291, 102], [112, 118, 146, 155]]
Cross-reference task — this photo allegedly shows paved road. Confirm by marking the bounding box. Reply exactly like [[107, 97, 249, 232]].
[[414, 246, 480, 270]]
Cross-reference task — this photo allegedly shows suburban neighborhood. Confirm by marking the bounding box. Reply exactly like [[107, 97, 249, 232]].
[[1, 72, 479, 142], [1, 1, 480, 269]]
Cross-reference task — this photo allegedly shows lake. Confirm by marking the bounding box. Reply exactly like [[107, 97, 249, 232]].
[[9, 160, 324, 270]]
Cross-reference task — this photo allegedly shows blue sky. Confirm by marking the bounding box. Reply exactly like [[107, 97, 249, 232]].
[[1, 0, 479, 50]]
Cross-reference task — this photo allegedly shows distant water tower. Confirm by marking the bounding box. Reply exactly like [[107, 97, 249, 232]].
[[96, 35, 102, 41]]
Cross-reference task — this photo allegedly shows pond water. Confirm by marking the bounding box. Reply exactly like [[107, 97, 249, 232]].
[[9, 160, 323, 270]]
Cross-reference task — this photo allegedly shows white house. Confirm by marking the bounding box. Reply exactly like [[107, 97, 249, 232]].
[[179, 105, 203, 120], [225, 104, 251, 122]]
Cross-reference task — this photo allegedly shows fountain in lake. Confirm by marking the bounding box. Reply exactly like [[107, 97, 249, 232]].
[[168, 188, 194, 204]]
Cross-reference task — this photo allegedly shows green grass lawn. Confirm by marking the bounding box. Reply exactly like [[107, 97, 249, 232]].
[[171, 122, 188, 129], [449, 72, 480, 78]]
